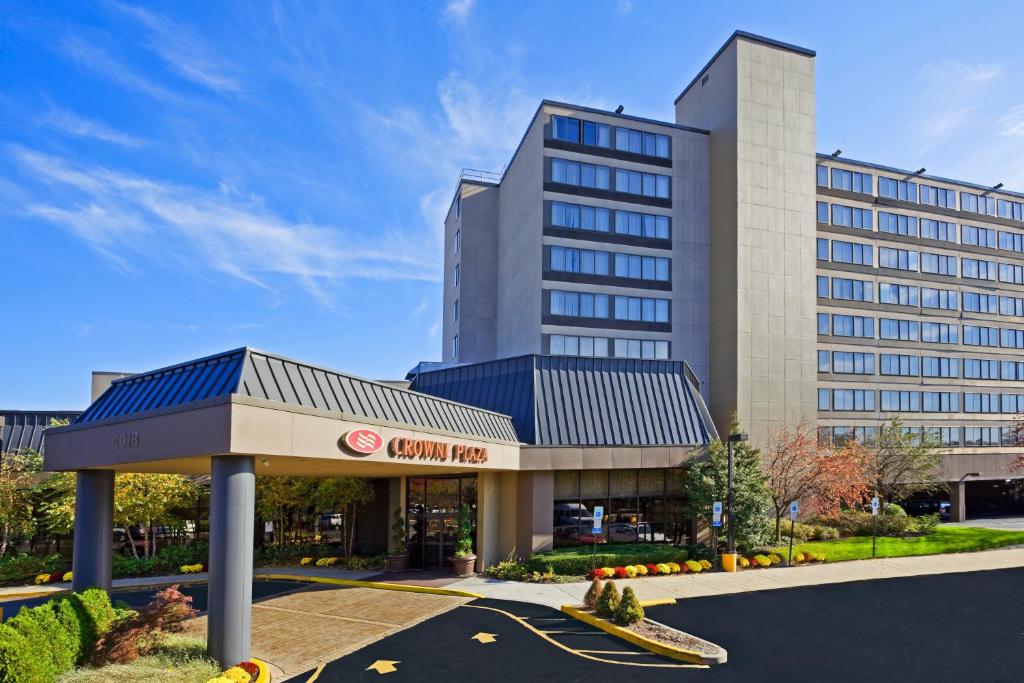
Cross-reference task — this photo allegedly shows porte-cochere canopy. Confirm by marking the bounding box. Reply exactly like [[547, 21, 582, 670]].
[[46, 348, 520, 477]]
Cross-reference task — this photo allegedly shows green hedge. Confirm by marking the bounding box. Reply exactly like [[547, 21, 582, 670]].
[[525, 545, 688, 575], [0, 588, 116, 682]]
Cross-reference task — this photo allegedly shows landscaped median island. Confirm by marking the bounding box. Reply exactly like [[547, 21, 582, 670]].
[[561, 577, 727, 665]]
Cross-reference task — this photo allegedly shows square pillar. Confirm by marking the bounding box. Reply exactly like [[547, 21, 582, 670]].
[[72, 470, 114, 593], [207, 455, 255, 669], [515, 471, 554, 556], [949, 480, 966, 523]]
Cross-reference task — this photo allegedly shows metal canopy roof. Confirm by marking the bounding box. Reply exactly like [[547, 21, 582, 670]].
[[76, 348, 519, 444], [410, 355, 717, 447], [1, 411, 82, 454]]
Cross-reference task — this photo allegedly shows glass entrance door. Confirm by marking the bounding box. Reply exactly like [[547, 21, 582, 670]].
[[406, 475, 477, 570]]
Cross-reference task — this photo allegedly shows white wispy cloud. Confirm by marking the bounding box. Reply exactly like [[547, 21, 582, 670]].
[[998, 105, 1024, 138], [61, 35, 177, 101], [359, 71, 537, 241], [41, 107, 145, 147], [108, 2, 243, 93], [912, 60, 1005, 155], [443, 0, 475, 23], [12, 147, 439, 307]]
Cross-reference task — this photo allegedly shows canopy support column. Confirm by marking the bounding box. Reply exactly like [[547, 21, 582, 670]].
[[207, 455, 255, 668], [72, 469, 114, 593]]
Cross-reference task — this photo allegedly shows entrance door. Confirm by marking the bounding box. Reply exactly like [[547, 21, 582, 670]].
[[406, 475, 477, 570]]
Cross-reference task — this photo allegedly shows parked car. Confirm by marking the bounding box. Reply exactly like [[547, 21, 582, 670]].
[[319, 513, 343, 528], [553, 503, 594, 535], [607, 521, 652, 542]]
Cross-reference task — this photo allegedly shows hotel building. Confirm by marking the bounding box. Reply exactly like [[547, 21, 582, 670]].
[[443, 31, 1024, 519]]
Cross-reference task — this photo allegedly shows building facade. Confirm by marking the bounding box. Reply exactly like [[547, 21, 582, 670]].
[[442, 30, 1024, 517]]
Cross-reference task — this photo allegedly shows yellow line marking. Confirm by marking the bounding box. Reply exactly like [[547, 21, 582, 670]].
[[577, 649, 658, 656], [461, 604, 704, 669], [304, 661, 326, 683], [259, 573, 484, 599], [470, 632, 497, 643], [366, 659, 400, 674]]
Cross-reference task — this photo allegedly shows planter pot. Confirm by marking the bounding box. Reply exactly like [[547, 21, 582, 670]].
[[450, 554, 476, 577], [387, 554, 409, 573]]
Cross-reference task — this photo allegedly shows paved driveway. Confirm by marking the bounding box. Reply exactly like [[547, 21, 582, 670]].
[[183, 584, 470, 680], [943, 516, 1024, 531], [301, 568, 1024, 682]]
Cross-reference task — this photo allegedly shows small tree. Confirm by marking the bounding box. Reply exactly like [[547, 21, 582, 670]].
[[0, 450, 43, 558], [453, 503, 474, 558], [809, 442, 871, 518], [595, 580, 620, 618], [583, 577, 603, 609], [683, 424, 773, 550], [864, 417, 945, 502], [614, 587, 645, 625], [390, 507, 406, 556], [92, 585, 196, 664], [114, 474, 198, 558], [764, 422, 821, 541]]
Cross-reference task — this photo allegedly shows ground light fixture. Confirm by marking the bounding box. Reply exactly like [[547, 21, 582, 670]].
[[722, 432, 748, 572]]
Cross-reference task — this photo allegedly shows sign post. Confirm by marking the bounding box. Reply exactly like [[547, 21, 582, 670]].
[[711, 501, 723, 570], [788, 500, 798, 565], [871, 496, 880, 558], [591, 506, 604, 571]]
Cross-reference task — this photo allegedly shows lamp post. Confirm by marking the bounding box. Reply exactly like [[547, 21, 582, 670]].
[[723, 432, 748, 570]]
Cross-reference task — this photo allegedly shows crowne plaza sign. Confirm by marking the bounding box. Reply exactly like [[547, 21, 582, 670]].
[[388, 436, 488, 464]]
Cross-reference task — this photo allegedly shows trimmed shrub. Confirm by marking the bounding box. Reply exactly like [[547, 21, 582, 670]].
[[583, 578, 604, 609], [884, 502, 907, 517], [0, 622, 34, 683], [614, 587, 645, 625], [596, 580, 620, 618], [525, 545, 688, 575], [0, 553, 62, 586], [810, 525, 839, 541]]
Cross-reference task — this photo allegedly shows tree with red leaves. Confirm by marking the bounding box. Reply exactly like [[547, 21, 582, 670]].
[[764, 422, 822, 541], [92, 584, 197, 664]]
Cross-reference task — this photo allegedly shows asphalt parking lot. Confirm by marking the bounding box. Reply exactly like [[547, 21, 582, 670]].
[[301, 567, 1024, 682]]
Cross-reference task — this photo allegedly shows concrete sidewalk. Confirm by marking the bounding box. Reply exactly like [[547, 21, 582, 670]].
[[449, 546, 1024, 607]]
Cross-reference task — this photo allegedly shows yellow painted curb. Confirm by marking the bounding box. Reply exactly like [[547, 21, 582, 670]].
[[561, 605, 722, 665], [258, 573, 484, 599], [0, 589, 66, 603], [252, 657, 271, 683], [637, 598, 677, 608]]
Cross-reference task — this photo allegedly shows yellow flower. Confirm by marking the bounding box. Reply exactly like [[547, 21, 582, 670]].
[[300, 557, 313, 566], [205, 678, 234, 683], [222, 666, 252, 683], [34, 574, 49, 585], [62, 571, 73, 582]]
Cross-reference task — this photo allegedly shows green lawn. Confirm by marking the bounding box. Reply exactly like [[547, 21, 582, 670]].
[[770, 526, 1024, 562]]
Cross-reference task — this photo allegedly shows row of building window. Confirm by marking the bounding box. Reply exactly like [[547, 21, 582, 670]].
[[551, 158, 671, 199], [819, 203, 1024, 253], [819, 350, 1024, 381], [817, 237, 1024, 283], [551, 115, 671, 158], [549, 290, 670, 323], [549, 246, 670, 281], [548, 334, 670, 359], [817, 167, 1024, 221], [817, 425, 1011, 448], [817, 276, 1024, 316], [819, 312, 1024, 348], [818, 388, 1024, 414], [549, 201, 672, 239]]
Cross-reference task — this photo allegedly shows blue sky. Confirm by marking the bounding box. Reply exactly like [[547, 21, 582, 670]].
[[4, 0, 1024, 409]]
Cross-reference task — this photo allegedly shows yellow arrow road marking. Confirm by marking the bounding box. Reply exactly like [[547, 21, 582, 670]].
[[471, 632, 497, 643], [366, 660, 400, 674]]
